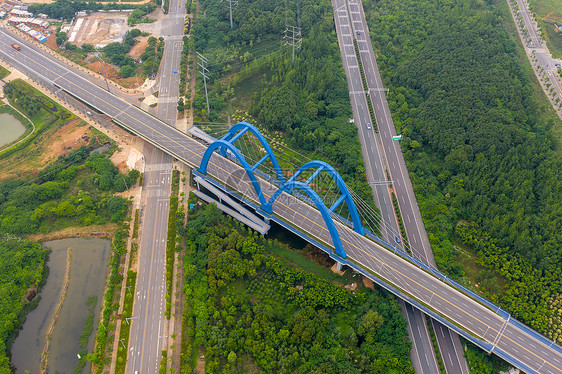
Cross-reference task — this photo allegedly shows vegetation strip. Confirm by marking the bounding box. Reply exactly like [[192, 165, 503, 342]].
[[40, 248, 71, 374], [115, 271, 137, 373], [165, 169, 180, 319], [426, 316, 446, 373], [75, 296, 98, 374], [391, 192, 410, 253], [353, 39, 378, 131]]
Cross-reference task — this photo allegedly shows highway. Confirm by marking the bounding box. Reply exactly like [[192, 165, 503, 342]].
[[347, 0, 470, 372], [128, 0, 186, 372], [1, 26, 562, 374], [156, 0, 186, 125], [128, 145, 171, 374], [330, 0, 440, 372]]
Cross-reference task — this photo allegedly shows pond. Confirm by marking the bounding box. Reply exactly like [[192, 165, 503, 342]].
[[0, 112, 26, 147], [11, 238, 111, 374]]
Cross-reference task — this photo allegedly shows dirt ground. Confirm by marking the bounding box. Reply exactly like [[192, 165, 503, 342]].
[[26, 223, 118, 242], [87, 60, 120, 81], [0, 119, 91, 182], [71, 13, 130, 47], [128, 36, 149, 59], [44, 29, 59, 51], [86, 60, 142, 89]]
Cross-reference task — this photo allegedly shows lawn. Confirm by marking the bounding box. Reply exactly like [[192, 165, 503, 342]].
[[531, 0, 562, 23], [0, 65, 10, 79]]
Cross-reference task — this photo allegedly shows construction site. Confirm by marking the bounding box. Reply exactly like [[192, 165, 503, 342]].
[[64, 11, 131, 48]]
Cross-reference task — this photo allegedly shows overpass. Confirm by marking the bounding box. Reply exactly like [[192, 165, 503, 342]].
[[0, 28, 561, 374]]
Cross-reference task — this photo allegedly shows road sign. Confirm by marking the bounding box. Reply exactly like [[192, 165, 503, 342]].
[[392, 135, 402, 141]]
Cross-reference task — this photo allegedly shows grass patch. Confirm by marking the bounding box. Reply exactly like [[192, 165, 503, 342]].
[[115, 270, 136, 374], [79, 296, 98, 347], [0, 79, 74, 160], [530, 0, 562, 24], [266, 242, 353, 283], [538, 19, 562, 58], [0, 65, 10, 79]]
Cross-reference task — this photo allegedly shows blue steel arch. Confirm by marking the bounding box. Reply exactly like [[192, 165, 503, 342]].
[[198, 139, 268, 206], [288, 160, 364, 236], [220, 122, 285, 184], [199, 123, 365, 258], [264, 180, 348, 258], [199, 122, 286, 207]]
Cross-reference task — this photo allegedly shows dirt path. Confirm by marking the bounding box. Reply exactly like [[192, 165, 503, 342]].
[[40, 248, 71, 374], [27, 224, 119, 242]]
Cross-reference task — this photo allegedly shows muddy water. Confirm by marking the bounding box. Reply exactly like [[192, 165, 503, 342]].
[[0, 112, 26, 147], [11, 238, 110, 374]]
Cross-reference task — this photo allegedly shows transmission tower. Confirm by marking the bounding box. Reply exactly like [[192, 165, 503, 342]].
[[284, 25, 302, 64], [196, 52, 210, 115]]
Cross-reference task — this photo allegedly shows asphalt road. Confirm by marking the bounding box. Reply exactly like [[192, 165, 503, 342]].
[[156, 0, 186, 125], [128, 145, 172, 374], [1, 27, 561, 374], [512, 0, 562, 112], [347, 0, 471, 372], [331, 0, 440, 372], [128, 0, 185, 372], [515, 0, 542, 48]]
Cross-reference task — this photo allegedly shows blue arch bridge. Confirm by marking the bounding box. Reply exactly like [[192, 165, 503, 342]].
[[3, 37, 560, 374]]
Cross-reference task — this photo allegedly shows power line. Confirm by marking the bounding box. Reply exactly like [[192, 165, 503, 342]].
[[221, 0, 238, 29], [196, 52, 210, 115], [283, 25, 302, 64]]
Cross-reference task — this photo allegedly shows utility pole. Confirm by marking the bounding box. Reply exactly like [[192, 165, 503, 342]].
[[283, 25, 302, 64], [95, 47, 111, 92], [224, 0, 237, 29], [197, 52, 210, 115]]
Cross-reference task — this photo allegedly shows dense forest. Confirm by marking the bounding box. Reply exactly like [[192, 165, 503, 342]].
[[362, 0, 562, 344], [192, 0, 373, 199], [180, 202, 414, 373]]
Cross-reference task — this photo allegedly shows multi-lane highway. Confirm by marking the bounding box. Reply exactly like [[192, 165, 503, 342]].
[[128, 0, 186, 372], [128, 146, 171, 374], [346, 0, 471, 372], [330, 0, 440, 372], [1, 24, 562, 374], [156, 0, 186, 125]]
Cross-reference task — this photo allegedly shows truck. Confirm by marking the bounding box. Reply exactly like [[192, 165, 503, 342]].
[[11, 43, 20, 51]]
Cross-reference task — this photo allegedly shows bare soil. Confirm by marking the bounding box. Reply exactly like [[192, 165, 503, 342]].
[[128, 36, 149, 59], [0, 119, 91, 182], [362, 277, 375, 290], [196, 346, 206, 373], [86, 60, 141, 89], [44, 28, 59, 51], [26, 223, 118, 242]]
